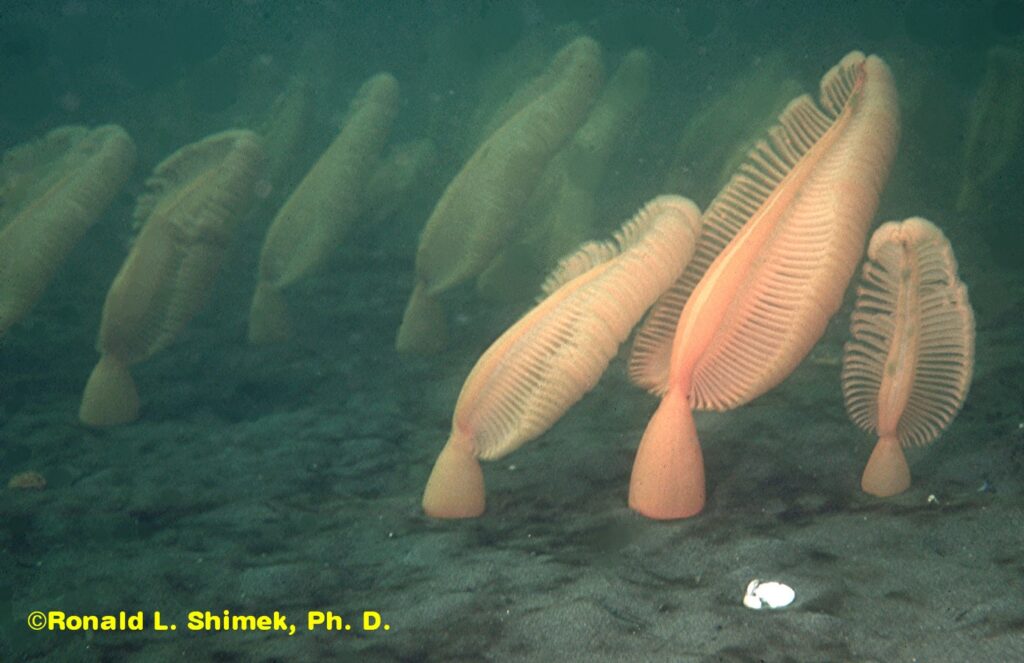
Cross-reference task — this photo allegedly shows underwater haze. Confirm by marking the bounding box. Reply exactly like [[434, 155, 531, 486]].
[[2, 1, 1023, 661]]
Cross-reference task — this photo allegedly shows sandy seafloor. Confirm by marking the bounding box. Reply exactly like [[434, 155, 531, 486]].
[[3, 3, 1024, 662]]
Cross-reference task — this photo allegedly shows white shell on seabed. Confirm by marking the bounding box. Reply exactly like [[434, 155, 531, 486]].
[[742, 579, 795, 610]]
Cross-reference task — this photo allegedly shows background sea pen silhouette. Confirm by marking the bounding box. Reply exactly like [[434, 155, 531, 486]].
[[0, 125, 135, 337], [397, 36, 604, 354], [249, 73, 399, 344], [79, 130, 265, 427]]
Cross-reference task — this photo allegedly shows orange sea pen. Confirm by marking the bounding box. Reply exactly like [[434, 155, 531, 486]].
[[842, 218, 974, 497], [423, 196, 702, 518], [627, 52, 900, 519]]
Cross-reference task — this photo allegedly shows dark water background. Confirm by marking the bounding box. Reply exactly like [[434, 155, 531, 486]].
[[2, 0, 1023, 250]]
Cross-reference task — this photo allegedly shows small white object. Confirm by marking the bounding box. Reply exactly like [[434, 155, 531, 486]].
[[743, 579, 795, 610]]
